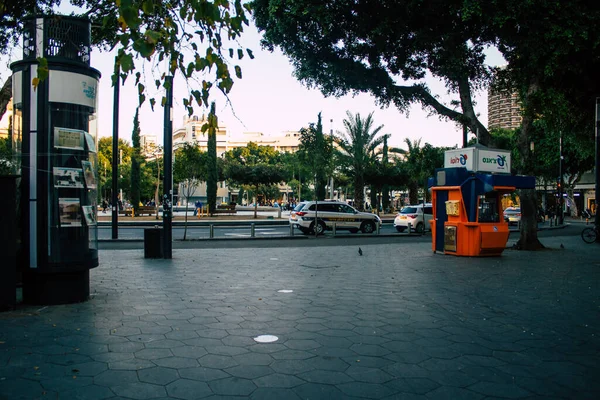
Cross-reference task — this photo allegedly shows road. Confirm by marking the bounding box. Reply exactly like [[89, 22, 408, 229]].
[[98, 223, 402, 240], [98, 222, 585, 250]]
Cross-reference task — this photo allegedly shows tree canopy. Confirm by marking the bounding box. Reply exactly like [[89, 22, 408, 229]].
[[1, 0, 254, 118]]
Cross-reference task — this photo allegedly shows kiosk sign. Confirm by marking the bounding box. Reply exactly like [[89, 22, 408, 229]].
[[444, 147, 511, 174], [477, 149, 510, 173], [444, 148, 474, 171]]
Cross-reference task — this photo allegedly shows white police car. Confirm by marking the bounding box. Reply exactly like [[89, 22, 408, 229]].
[[289, 201, 381, 235]]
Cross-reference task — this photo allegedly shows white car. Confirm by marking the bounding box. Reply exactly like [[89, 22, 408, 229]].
[[289, 201, 381, 235], [394, 204, 433, 233]]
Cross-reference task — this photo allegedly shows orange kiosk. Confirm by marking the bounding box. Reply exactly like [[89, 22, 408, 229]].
[[430, 147, 535, 256]]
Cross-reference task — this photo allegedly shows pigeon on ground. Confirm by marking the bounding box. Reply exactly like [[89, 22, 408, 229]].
[[358, 247, 363, 256]]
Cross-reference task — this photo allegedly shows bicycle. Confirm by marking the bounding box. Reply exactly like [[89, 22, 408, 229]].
[[581, 225, 599, 244]]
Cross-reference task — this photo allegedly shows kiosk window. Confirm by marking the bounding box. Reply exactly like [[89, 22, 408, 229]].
[[478, 194, 500, 223]]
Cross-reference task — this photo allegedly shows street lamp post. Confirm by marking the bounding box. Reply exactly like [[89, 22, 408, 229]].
[[595, 97, 600, 235], [559, 131, 564, 225]]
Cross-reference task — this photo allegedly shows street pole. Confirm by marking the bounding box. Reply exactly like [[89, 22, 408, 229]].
[[111, 59, 120, 239], [559, 131, 564, 225], [595, 97, 600, 237], [163, 76, 173, 258], [329, 119, 334, 199]]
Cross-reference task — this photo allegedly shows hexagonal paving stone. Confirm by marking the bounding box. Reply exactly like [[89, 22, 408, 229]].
[[253, 373, 305, 388], [198, 354, 238, 370], [337, 382, 397, 399], [94, 369, 139, 386], [0, 378, 46, 399], [144, 339, 186, 349], [250, 387, 302, 400], [112, 382, 167, 399], [178, 367, 229, 382], [293, 383, 346, 399], [208, 377, 257, 396], [425, 386, 485, 400], [232, 352, 274, 366], [171, 346, 208, 359], [134, 348, 173, 360], [137, 366, 180, 385], [297, 370, 353, 385], [387, 377, 441, 395], [165, 330, 199, 341], [68, 361, 109, 377], [166, 378, 212, 400], [270, 350, 315, 361], [92, 352, 135, 363], [468, 381, 532, 399], [207, 345, 249, 356], [153, 356, 199, 369], [41, 376, 94, 392], [345, 366, 394, 384], [109, 358, 156, 371], [225, 365, 274, 379], [60, 383, 115, 400], [72, 343, 109, 356], [283, 340, 321, 351], [305, 355, 349, 371]]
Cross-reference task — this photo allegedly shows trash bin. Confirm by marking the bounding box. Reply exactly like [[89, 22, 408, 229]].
[[144, 228, 164, 258]]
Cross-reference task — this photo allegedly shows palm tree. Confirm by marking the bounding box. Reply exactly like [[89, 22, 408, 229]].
[[335, 111, 388, 211], [391, 139, 446, 205]]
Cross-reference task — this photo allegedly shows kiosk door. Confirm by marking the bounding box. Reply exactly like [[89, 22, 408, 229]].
[[435, 190, 448, 252]]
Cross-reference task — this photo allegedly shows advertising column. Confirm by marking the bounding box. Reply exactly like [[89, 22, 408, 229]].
[[11, 16, 101, 304]]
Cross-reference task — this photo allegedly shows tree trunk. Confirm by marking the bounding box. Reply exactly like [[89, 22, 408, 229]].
[[0, 77, 11, 122], [183, 205, 188, 241], [457, 76, 492, 146], [515, 79, 544, 250], [354, 175, 364, 210], [516, 189, 544, 250], [408, 182, 418, 205], [254, 185, 258, 219]]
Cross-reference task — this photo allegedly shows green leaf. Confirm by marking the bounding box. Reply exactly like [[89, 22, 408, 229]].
[[229, 48, 234, 58], [141, 0, 155, 15], [234, 65, 242, 79], [246, 49, 254, 59], [120, 53, 134, 72], [121, 6, 140, 30], [149, 98, 156, 111], [237, 49, 244, 60], [145, 30, 161, 44]]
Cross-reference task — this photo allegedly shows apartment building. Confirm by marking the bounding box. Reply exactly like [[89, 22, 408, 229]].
[[488, 88, 522, 130], [172, 115, 301, 205]]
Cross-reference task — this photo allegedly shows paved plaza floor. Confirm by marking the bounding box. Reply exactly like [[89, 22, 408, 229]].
[[1, 235, 599, 399]]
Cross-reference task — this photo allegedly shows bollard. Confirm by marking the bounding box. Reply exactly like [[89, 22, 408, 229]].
[[278, 207, 282, 219], [332, 222, 336, 236], [408, 222, 412, 234], [376, 222, 380, 235], [289, 224, 294, 236], [251, 223, 255, 237], [209, 224, 214, 239]]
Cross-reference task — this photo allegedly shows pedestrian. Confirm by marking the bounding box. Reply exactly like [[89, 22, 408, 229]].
[[194, 200, 201, 216], [102, 199, 107, 213]]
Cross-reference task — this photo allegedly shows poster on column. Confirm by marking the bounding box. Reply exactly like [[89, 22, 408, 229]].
[[53, 167, 85, 188], [81, 161, 97, 189], [54, 127, 85, 150], [59, 198, 82, 227], [82, 205, 97, 226]]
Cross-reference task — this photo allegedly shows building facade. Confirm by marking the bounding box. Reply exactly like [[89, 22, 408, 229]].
[[488, 89, 522, 130], [172, 115, 301, 205]]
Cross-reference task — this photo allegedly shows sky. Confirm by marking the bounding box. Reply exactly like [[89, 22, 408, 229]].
[[0, 9, 506, 151]]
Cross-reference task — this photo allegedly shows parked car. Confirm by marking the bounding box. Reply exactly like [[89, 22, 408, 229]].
[[289, 201, 381, 235], [393, 204, 433, 233], [503, 207, 521, 225]]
